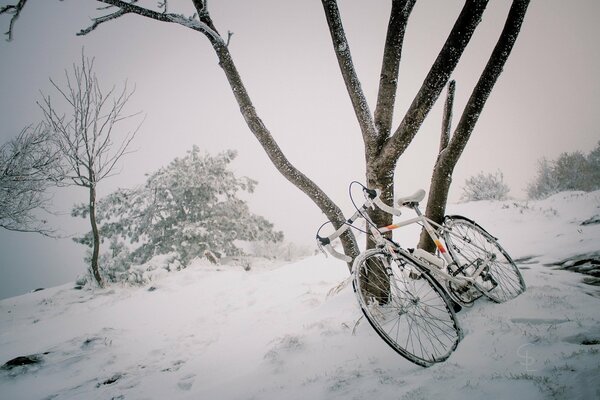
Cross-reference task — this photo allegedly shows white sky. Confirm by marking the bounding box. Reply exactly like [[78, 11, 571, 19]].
[[1, 0, 599, 299]]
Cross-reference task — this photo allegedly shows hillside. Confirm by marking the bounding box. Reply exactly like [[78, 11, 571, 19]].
[[1, 191, 599, 400]]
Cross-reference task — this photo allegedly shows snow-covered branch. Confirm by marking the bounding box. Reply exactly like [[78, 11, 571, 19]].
[[166, 13, 224, 45], [321, 0, 378, 158], [76, 0, 225, 45], [375, 0, 489, 171], [373, 0, 416, 143]]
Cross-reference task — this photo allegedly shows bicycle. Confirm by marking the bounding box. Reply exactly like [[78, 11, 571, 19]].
[[315, 182, 526, 367]]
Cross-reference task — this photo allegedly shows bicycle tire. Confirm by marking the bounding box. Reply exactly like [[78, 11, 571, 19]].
[[443, 215, 526, 303], [352, 248, 462, 367]]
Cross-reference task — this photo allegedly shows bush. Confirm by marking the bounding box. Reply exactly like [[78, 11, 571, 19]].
[[461, 171, 510, 202], [527, 141, 600, 199]]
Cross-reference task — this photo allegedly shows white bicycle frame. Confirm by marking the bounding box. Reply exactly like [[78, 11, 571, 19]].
[[318, 188, 495, 293], [373, 203, 495, 293]]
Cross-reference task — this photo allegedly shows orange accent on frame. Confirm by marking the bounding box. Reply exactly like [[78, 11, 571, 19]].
[[434, 240, 447, 254]]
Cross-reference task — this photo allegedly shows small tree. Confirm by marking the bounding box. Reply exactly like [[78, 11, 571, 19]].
[[0, 124, 62, 234], [39, 53, 141, 287], [460, 170, 510, 202], [73, 146, 282, 274]]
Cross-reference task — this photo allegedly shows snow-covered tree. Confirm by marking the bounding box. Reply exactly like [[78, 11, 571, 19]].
[[73, 146, 283, 272], [588, 142, 600, 186], [39, 53, 141, 287], [526, 158, 559, 200], [0, 124, 62, 235], [460, 170, 510, 202], [527, 142, 600, 199]]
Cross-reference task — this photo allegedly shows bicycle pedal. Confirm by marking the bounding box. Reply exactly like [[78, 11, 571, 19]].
[[480, 273, 498, 291]]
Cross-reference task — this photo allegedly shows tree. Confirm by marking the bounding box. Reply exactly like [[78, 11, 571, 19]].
[[526, 158, 559, 200], [38, 53, 141, 287], [73, 146, 283, 272], [2, 0, 531, 266], [0, 124, 62, 234], [526, 141, 600, 199]]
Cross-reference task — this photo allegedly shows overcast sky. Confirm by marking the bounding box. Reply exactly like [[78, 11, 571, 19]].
[[1, 0, 599, 299]]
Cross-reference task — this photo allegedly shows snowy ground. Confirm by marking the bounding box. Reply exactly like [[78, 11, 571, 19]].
[[1, 191, 600, 400]]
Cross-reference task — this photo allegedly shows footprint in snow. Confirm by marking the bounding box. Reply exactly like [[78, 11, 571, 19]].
[[177, 373, 196, 391]]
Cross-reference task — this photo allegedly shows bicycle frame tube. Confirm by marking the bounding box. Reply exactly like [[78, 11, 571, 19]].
[[377, 207, 455, 266]]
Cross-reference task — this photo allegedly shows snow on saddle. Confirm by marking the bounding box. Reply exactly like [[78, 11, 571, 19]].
[[396, 189, 426, 207]]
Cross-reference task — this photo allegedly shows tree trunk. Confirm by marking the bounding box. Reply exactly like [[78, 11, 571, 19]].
[[419, 81, 455, 253], [88, 181, 103, 287], [366, 165, 394, 248]]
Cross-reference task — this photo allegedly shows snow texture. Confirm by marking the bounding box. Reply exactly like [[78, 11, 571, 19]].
[[1, 191, 600, 399]]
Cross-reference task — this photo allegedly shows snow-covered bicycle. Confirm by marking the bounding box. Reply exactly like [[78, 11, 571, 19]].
[[316, 182, 526, 367]]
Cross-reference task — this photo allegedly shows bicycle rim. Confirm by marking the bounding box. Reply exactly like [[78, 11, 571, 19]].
[[444, 216, 526, 303], [353, 249, 462, 367]]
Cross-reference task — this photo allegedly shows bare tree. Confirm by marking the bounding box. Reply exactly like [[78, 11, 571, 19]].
[[2, 0, 530, 266], [0, 123, 62, 235], [38, 53, 141, 287]]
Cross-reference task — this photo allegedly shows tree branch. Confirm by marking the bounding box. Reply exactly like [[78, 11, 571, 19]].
[[373, 0, 416, 145], [0, 0, 28, 41], [439, 80, 455, 155], [77, 0, 224, 44], [321, 0, 378, 158], [418, 0, 530, 252], [443, 0, 530, 168], [212, 43, 360, 264], [77, 7, 129, 36], [376, 0, 489, 171]]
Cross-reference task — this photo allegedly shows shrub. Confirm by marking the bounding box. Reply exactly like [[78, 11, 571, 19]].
[[461, 171, 510, 202]]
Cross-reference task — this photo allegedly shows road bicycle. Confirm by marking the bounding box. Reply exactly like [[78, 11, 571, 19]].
[[315, 182, 526, 367]]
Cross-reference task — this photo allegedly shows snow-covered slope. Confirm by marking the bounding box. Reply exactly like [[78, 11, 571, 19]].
[[1, 191, 599, 400]]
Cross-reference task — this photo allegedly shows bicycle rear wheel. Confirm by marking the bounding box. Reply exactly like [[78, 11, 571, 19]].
[[352, 248, 462, 367], [443, 215, 526, 303]]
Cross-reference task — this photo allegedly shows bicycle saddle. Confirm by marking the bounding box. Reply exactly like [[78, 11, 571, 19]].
[[397, 189, 426, 206]]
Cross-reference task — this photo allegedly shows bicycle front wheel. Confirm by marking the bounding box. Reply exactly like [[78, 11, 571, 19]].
[[352, 248, 462, 367], [443, 215, 526, 303]]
